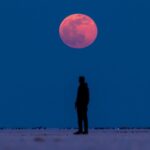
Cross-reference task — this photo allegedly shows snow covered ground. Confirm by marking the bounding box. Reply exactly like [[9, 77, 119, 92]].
[[0, 129, 150, 150]]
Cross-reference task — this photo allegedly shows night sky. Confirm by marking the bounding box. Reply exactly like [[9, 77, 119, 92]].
[[0, 0, 150, 128]]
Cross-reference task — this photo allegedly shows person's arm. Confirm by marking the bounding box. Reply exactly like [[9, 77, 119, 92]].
[[86, 87, 90, 106], [75, 87, 79, 109]]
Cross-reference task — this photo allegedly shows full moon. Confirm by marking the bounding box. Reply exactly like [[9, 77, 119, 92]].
[[59, 14, 98, 49]]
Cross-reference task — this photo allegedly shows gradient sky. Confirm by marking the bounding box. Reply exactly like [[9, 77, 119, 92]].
[[0, 0, 150, 128]]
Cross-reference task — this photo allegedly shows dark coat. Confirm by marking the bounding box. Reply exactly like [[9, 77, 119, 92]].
[[75, 83, 89, 109]]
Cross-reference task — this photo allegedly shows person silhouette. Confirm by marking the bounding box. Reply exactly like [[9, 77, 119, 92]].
[[74, 76, 89, 135]]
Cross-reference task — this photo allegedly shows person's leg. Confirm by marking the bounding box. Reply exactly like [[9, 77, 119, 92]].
[[77, 109, 83, 132], [83, 109, 88, 134], [74, 108, 83, 134]]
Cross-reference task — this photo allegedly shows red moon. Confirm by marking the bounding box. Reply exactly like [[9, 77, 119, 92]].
[[59, 14, 98, 49]]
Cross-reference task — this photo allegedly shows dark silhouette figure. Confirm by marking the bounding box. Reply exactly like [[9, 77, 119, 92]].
[[74, 76, 89, 135]]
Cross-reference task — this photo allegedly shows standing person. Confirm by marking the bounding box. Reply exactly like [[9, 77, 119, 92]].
[[74, 76, 89, 134]]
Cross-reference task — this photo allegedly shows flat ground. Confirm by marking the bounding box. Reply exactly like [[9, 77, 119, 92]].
[[0, 129, 150, 150]]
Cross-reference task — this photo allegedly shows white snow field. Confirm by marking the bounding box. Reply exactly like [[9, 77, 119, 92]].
[[0, 129, 150, 150]]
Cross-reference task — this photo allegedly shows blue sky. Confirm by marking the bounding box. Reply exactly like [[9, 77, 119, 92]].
[[0, 0, 150, 128]]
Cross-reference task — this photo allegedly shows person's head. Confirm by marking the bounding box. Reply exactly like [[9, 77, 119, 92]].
[[79, 76, 85, 84]]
